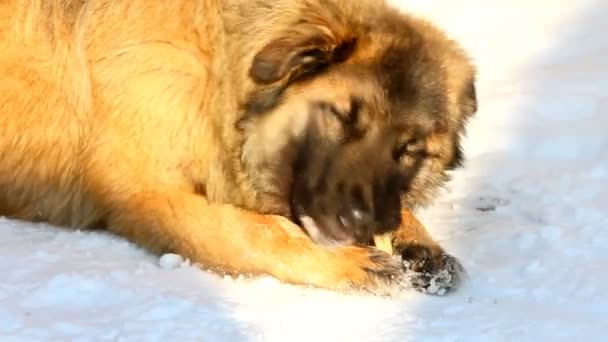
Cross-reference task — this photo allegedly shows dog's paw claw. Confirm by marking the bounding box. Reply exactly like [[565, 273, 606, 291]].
[[398, 245, 467, 295]]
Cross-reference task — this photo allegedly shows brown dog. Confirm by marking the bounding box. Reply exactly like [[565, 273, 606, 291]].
[[0, 0, 476, 296]]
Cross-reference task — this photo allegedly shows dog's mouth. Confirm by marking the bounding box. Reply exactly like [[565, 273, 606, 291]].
[[294, 210, 359, 246], [289, 176, 357, 245], [290, 179, 383, 246], [290, 173, 407, 246]]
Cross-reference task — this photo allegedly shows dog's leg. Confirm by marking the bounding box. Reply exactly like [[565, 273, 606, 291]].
[[102, 189, 407, 295], [390, 209, 467, 295]]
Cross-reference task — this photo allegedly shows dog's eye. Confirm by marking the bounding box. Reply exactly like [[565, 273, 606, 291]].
[[324, 98, 361, 126], [392, 138, 425, 161], [315, 99, 365, 142]]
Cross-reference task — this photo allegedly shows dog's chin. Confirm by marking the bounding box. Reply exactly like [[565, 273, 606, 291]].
[[296, 214, 357, 247]]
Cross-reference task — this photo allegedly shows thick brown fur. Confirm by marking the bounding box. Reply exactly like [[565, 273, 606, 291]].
[[0, 0, 477, 295]]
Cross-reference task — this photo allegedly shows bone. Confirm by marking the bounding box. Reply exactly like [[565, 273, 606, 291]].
[[373, 233, 393, 255]]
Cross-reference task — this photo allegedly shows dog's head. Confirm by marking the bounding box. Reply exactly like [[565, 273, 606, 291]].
[[237, 3, 477, 245]]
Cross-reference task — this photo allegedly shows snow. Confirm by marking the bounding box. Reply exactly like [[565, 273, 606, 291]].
[[158, 253, 186, 270], [1, 0, 607, 340]]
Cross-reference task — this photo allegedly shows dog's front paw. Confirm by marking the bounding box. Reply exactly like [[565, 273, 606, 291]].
[[335, 246, 404, 295], [397, 244, 467, 295]]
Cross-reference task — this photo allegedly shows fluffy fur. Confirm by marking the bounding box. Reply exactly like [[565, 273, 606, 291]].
[[0, 0, 476, 295]]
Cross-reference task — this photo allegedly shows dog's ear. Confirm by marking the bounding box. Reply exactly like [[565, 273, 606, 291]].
[[249, 24, 355, 85], [461, 77, 477, 118], [445, 76, 476, 170]]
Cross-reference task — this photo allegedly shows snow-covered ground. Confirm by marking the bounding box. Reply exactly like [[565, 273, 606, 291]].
[[1, 0, 607, 341]]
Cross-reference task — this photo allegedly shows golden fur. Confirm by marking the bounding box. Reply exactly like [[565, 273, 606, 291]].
[[0, 0, 476, 295]]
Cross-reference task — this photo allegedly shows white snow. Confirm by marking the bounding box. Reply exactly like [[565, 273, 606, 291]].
[[158, 253, 186, 270], [1, 0, 607, 340]]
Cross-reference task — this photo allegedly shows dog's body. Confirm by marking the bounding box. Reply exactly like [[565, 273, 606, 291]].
[[0, 0, 476, 295]]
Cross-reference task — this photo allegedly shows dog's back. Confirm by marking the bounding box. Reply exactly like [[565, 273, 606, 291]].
[[0, 0, 216, 227], [0, 1, 94, 226]]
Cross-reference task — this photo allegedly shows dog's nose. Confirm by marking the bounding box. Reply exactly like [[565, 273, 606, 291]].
[[336, 194, 376, 241], [351, 208, 366, 222], [338, 206, 372, 228]]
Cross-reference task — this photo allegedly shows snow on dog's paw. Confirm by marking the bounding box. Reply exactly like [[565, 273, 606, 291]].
[[406, 255, 467, 295], [397, 244, 467, 296]]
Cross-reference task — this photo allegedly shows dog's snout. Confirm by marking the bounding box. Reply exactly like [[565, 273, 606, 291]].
[[329, 173, 404, 243], [292, 127, 408, 245], [336, 202, 374, 240]]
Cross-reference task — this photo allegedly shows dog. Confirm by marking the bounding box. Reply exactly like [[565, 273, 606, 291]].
[[0, 0, 477, 296]]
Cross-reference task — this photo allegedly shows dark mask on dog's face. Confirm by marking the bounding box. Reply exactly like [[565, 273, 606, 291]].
[[238, 11, 477, 245]]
